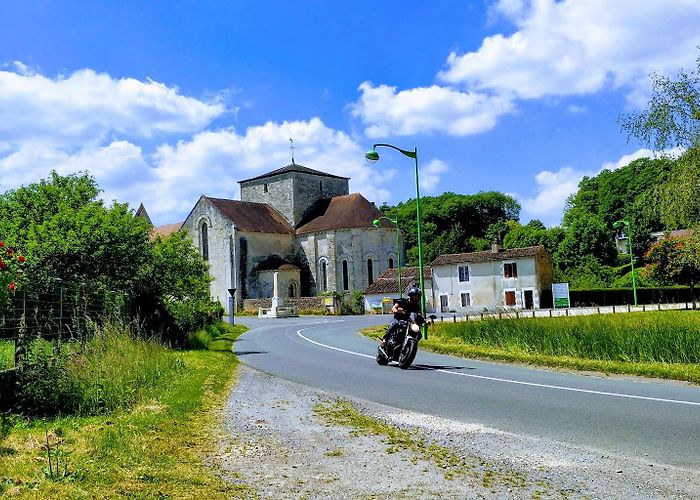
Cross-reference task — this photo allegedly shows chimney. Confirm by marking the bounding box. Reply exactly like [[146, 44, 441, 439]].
[[491, 241, 501, 253]]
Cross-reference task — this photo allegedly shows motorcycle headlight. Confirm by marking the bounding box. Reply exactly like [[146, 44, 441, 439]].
[[410, 323, 420, 333]]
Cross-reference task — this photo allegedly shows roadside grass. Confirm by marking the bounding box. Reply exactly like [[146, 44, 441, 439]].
[[0, 340, 13, 370], [314, 399, 531, 490], [362, 311, 700, 384], [0, 321, 248, 499]]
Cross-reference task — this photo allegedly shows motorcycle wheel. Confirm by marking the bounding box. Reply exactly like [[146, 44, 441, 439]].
[[376, 346, 389, 365], [398, 338, 418, 369]]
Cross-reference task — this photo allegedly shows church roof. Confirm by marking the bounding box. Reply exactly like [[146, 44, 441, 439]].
[[296, 193, 392, 234], [238, 163, 349, 183], [152, 222, 183, 238], [207, 197, 295, 234], [135, 203, 152, 225]]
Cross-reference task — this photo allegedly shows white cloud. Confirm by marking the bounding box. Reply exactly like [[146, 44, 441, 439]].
[[440, 0, 700, 102], [419, 159, 449, 193], [0, 65, 227, 147], [351, 82, 514, 137]]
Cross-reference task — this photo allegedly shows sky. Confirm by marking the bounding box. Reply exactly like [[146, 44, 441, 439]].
[[1, 0, 699, 228]]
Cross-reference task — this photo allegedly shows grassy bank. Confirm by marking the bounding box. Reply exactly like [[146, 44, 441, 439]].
[[0, 321, 247, 499], [364, 311, 700, 384]]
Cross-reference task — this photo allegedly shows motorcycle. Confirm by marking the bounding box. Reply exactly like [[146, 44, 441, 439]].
[[376, 312, 436, 369]]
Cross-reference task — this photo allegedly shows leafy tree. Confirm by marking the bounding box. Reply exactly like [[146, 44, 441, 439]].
[[555, 213, 617, 269], [384, 191, 520, 265], [618, 54, 700, 151], [644, 231, 700, 302], [658, 148, 700, 229]]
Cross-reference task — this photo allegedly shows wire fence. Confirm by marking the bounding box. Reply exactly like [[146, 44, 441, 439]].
[[0, 280, 126, 371]]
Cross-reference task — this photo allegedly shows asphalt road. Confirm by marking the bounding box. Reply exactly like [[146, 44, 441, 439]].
[[233, 315, 700, 468]]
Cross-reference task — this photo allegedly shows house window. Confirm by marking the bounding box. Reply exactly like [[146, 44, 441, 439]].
[[458, 265, 470, 282], [388, 258, 394, 269], [263, 183, 269, 193], [320, 260, 328, 291], [505, 290, 517, 306], [460, 292, 471, 307], [367, 259, 374, 285], [342, 260, 349, 291], [200, 222, 209, 261], [504, 262, 518, 278]]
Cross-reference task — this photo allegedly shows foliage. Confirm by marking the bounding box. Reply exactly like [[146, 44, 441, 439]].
[[555, 255, 617, 289], [658, 148, 700, 229], [382, 191, 520, 265], [0, 172, 217, 343], [503, 222, 565, 257], [555, 213, 617, 269], [618, 54, 700, 151], [0, 242, 26, 308], [15, 322, 185, 416], [644, 231, 700, 298]]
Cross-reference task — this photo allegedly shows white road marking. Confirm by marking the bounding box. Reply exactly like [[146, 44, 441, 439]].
[[296, 328, 700, 407]]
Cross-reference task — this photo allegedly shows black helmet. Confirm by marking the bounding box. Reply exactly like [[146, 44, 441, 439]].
[[407, 286, 421, 297]]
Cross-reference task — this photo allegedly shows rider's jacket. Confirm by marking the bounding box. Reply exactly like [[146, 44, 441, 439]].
[[393, 298, 421, 321]]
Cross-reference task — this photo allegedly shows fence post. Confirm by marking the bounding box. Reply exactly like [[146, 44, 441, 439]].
[[549, 310, 552, 318], [565, 308, 569, 317], [643, 304, 646, 312], [612, 305, 616, 313], [453, 315, 456, 323], [628, 304, 631, 313]]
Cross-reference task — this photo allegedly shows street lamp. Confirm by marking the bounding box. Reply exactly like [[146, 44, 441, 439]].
[[613, 220, 638, 306], [365, 143, 427, 339], [373, 216, 402, 298]]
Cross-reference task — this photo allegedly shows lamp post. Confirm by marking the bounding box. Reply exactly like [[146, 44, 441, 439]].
[[373, 216, 402, 298], [365, 143, 427, 339], [613, 220, 638, 306]]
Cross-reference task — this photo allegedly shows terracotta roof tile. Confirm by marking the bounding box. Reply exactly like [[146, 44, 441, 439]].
[[364, 266, 432, 294], [296, 193, 391, 234], [151, 222, 183, 238], [431, 246, 547, 266], [207, 197, 294, 234]]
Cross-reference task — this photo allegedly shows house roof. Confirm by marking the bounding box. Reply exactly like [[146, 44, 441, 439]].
[[238, 163, 349, 184], [363, 266, 432, 295], [431, 245, 547, 266], [296, 193, 391, 234], [207, 197, 295, 234], [152, 222, 183, 238]]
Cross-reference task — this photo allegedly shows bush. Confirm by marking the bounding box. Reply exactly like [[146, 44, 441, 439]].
[[15, 322, 185, 416]]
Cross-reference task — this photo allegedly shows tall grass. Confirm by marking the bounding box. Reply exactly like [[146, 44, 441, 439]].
[[435, 311, 700, 364], [16, 322, 185, 416], [0, 340, 13, 370]]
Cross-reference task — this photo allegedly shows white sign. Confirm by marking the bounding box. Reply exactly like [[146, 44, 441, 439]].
[[552, 283, 570, 308]]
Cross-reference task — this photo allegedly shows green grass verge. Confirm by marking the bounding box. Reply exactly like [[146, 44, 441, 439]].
[[363, 311, 700, 384], [0, 340, 13, 371], [0, 321, 249, 499]]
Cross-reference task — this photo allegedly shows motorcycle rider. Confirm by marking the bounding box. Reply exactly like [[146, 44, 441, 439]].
[[380, 286, 422, 347]]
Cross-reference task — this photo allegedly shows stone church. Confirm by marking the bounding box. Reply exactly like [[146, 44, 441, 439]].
[[180, 163, 402, 313]]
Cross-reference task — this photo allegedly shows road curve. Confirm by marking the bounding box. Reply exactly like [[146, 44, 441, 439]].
[[233, 315, 700, 468]]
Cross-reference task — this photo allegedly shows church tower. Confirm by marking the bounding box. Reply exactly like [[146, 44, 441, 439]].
[[238, 163, 349, 228]]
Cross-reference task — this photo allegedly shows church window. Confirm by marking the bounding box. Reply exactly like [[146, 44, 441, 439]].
[[388, 258, 394, 269], [200, 222, 209, 261], [320, 260, 328, 291], [263, 183, 269, 193], [319, 181, 323, 191], [342, 260, 349, 291], [288, 282, 297, 298], [367, 259, 374, 285]]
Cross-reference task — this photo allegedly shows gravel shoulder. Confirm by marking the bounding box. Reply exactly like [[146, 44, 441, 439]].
[[211, 365, 700, 499]]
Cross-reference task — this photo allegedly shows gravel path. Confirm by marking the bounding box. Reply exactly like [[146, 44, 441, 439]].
[[211, 365, 700, 499]]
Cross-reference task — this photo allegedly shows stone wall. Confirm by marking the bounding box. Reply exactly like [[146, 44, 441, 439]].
[[240, 176, 294, 225], [243, 296, 327, 311]]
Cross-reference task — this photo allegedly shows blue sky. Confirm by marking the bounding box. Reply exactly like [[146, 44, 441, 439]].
[[1, 0, 699, 227]]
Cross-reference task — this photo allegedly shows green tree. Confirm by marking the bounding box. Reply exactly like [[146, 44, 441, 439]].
[[618, 54, 700, 151], [645, 231, 700, 302]]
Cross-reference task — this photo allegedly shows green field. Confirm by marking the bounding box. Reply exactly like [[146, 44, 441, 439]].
[[364, 310, 700, 384]]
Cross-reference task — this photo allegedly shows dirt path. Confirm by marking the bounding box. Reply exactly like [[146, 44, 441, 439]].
[[211, 366, 699, 499]]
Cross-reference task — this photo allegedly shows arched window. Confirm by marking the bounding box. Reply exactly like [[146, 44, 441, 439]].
[[342, 260, 349, 291], [320, 260, 328, 291], [388, 258, 394, 269], [200, 221, 209, 261], [288, 282, 297, 298], [367, 259, 374, 285]]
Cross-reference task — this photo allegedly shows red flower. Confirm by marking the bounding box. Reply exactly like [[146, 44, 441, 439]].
[[8, 281, 15, 292], [0, 241, 4, 247], [0, 260, 5, 270], [6, 248, 13, 257], [18, 255, 26, 263]]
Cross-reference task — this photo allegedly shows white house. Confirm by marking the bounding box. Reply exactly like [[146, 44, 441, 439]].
[[430, 244, 553, 313]]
